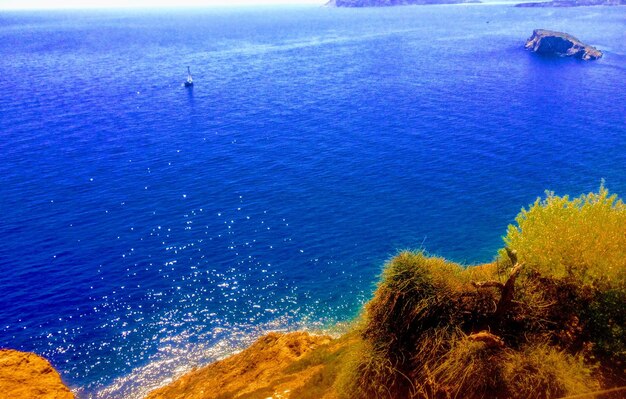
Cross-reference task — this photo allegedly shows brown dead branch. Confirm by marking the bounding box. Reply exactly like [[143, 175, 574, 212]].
[[494, 262, 524, 319], [470, 249, 525, 326]]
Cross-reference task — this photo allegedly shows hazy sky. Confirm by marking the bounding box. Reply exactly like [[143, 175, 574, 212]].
[[0, 0, 325, 10]]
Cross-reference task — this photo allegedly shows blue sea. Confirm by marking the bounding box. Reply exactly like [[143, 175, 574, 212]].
[[1, 4, 625, 398]]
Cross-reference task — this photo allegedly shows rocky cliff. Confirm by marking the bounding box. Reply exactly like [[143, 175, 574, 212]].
[[0, 349, 74, 399], [525, 29, 603, 60]]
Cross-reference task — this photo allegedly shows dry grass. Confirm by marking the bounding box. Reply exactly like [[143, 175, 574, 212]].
[[336, 339, 401, 399], [431, 334, 508, 398], [502, 344, 599, 399], [336, 253, 508, 398]]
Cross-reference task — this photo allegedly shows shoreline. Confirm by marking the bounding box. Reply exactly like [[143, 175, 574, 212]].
[[83, 321, 352, 399], [144, 331, 341, 399]]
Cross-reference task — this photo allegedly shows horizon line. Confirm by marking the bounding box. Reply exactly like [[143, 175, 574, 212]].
[[0, 1, 326, 11]]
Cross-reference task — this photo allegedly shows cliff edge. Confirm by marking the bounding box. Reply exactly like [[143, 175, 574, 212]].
[[4, 188, 624, 399], [0, 349, 74, 399], [145, 331, 344, 399], [525, 29, 603, 60]]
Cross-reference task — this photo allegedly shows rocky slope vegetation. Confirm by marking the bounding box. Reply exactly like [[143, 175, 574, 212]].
[[145, 187, 626, 399], [144, 331, 343, 399], [3, 188, 625, 399]]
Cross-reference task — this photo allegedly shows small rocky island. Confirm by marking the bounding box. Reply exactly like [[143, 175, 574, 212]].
[[516, 0, 625, 6], [525, 29, 603, 60], [327, 0, 480, 6]]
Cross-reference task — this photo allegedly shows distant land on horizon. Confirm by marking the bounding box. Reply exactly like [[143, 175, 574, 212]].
[[516, 0, 626, 6], [327, 0, 480, 6], [326, 0, 626, 6]]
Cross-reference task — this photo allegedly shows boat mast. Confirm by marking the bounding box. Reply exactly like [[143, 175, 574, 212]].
[[184, 66, 194, 87]]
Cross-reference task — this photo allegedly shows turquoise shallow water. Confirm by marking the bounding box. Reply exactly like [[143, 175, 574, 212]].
[[0, 4, 625, 398]]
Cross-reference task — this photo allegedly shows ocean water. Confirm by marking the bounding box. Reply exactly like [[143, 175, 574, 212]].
[[0, 4, 625, 398]]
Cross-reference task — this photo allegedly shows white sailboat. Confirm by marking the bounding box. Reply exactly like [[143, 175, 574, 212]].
[[184, 66, 193, 87]]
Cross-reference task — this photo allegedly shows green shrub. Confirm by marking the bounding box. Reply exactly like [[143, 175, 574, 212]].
[[503, 186, 626, 371], [504, 185, 626, 287], [585, 289, 626, 359]]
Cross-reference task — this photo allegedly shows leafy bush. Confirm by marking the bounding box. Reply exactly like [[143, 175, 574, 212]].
[[504, 185, 626, 287], [504, 186, 626, 375]]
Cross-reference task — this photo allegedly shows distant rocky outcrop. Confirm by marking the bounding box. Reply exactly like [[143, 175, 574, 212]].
[[326, 0, 480, 7], [525, 29, 603, 60], [0, 349, 74, 399], [516, 0, 625, 7]]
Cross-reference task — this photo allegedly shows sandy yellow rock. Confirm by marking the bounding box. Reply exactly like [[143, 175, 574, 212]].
[[145, 332, 335, 399], [0, 349, 74, 399]]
